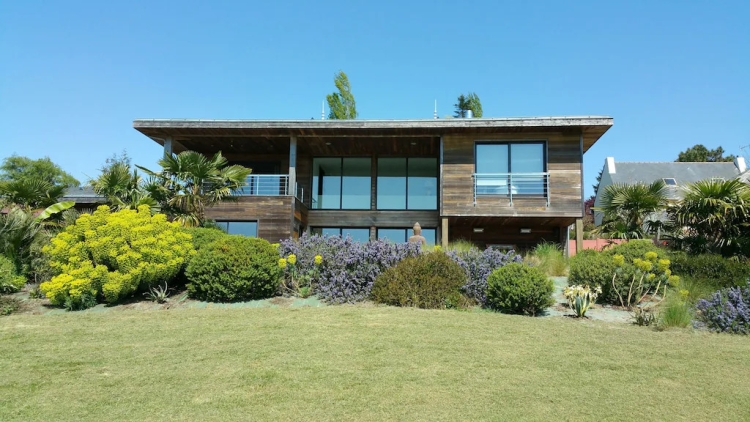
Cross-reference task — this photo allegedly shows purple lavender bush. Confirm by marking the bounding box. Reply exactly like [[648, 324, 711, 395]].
[[696, 281, 750, 334], [278, 233, 421, 303], [447, 247, 521, 306]]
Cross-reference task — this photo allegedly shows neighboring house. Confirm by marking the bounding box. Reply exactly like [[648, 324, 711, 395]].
[[133, 116, 613, 251], [59, 186, 107, 213], [593, 156, 748, 226]]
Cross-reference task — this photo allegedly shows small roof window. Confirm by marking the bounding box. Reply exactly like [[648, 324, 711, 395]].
[[662, 178, 677, 186], [712, 177, 725, 182]]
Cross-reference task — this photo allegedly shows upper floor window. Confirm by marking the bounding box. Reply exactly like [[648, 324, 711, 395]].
[[475, 142, 546, 196], [662, 178, 677, 186], [312, 158, 371, 209], [377, 157, 438, 210]]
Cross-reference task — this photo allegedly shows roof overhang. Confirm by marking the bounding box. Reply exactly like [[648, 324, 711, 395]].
[[133, 116, 613, 153]]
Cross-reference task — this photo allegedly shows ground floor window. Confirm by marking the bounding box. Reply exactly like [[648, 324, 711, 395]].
[[216, 221, 258, 237], [377, 228, 436, 245], [311, 227, 371, 243]]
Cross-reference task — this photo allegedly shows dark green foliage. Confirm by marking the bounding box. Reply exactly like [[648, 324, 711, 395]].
[[326, 71, 357, 120], [371, 252, 468, 309], [568, 250, 620, 303], [186, 236, 281, 302], [0, 255, 25, 293], [668, 252, 750, 289], [186, 227, 228, 252], [0, 296, 23, 316], [453, 92, 483, 118], [486, 263, 554, 316], [676, 144, 735, 163]]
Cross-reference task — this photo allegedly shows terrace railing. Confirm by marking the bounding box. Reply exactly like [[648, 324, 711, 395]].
[[473, 172, 550, 206]]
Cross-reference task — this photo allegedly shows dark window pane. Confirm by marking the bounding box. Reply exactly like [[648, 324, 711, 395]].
[[377, 158, 407, 209], [312, 158, 342, 209], [407, 158, 437, 210], [377, 228, 406, 243], [225, 221, 257, 237], [342, 158, 371, 209]]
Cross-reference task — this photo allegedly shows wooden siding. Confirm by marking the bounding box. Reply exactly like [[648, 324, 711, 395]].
[[441, 132, 583, 218], [448, 216, 572, 251], [205, 196, 294, 242], [307, 210, 439, 229]]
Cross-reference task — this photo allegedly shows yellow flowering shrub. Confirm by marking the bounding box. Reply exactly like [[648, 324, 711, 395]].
[[40, 205, 195, 308]]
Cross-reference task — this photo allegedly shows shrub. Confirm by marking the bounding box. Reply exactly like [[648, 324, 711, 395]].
[[372, 252, 468, 309], [606, 240, 661, 262], [563, 285, 601, 318], [278, 234, 421, 303], [185, 227, 227, 252], [668, 252, 750, 289], [0, 255, 26, 293], [0, 296, 23, 316], [40, 206, 194, 309], [186, 236, 281, 302], [696, 282, 750, 334], [486, 263, 554, 316], [568, 250, 619, 303], [447, 247, 521, 306]]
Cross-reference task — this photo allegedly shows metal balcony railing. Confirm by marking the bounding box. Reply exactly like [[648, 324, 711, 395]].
[[233, 175, 289, 196], [473, 172, 550, 206]]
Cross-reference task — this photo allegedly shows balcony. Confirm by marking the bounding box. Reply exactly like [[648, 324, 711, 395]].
[[473, 172, 550, 206], [232, 175, 305, 203]]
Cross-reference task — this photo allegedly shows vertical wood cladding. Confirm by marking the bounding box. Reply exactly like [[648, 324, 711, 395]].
[[205, 196, 294, 243], [441, 132, 582, 218]]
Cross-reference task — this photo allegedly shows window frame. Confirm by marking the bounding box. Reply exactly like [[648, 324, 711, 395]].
[[473, 140, 548, 197], [311, 156, 372, 210], [310, 227, 372, 243], [215, 220, 259, 237], [376, 227, 437, 245], [375, 156, 439, 211]]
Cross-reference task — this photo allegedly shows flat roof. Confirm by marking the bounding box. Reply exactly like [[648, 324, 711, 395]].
[[133, 116, 613, 152]]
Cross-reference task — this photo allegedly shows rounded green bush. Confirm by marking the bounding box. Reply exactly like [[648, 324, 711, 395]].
[[605, 240, 661, 262], [185, 227, 228, 252], [372, 252, 468, 309], [568, 249, 620, 304], [668, 251, 750, 289], [0, 255, 26, 294], [185, 236, 281, 302], [486, 263, 554, 316]]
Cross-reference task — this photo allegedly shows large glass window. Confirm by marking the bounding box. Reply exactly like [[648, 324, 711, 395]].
[[377, 158, 437, 210], [216, 221, 258, 237], [377, 228, 436, 245], [311, 227, 371, 243], [312, 158, 371, 209], [475, 142, 545, 196]]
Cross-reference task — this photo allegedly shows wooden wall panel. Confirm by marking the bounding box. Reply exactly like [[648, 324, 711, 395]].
[[307, 210, 439, 229], [448, 217, 571, 251], [441, 132, 583, 218], [206, 196, 294, 242]]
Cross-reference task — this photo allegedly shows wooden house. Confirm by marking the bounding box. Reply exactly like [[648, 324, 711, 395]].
[[134, 116, 612, 252]]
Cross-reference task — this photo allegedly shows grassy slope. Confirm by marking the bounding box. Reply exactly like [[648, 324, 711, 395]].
[[1, 306, 749, 421]]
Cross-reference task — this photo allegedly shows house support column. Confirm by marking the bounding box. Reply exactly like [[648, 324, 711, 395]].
[[289, 136, 297, 197], [441, 217, 449, 248], [560, 225, 570, 258], [575, 218, 584, 254], [163, 136, 173, 156]]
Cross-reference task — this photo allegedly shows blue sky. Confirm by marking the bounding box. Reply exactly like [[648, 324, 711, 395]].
[[1, 0, 748, 197]]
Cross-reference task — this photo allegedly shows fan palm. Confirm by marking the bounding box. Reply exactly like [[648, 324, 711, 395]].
[[668, 179, 750, 256], [138, 151, 252, 227], [594, 181, 669, 239], [90, 161, 159, 213], [0, 178, 65, 210]]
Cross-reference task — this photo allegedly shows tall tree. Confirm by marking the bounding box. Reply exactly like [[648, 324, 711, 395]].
[[326, 71, 357, 120], [676, 144, 736, 162], [138, 151, 252, 227], [453, 92, 483, 118], [0, 155, 79, 187], [0, 155, 78, 209], [592, 169, 603, 196]]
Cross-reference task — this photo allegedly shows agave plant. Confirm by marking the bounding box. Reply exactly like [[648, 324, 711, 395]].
[[144, 282, 170, 304], [563, 285, 601, 318]]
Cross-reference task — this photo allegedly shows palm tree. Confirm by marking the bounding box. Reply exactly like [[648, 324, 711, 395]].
[[138, 151, 252, 227], [90, 160, 159, 213], [668, 179, 750, 257], [594, 181, 669, 239], [0, 178, 65, 210]]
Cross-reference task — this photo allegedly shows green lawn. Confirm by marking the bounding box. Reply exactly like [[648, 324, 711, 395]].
[[1, 306, 749, 421]]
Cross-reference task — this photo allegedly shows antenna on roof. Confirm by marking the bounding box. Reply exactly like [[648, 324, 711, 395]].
[[741, 144, 750, 161], [434, 100, 438, 119], [321, 101, 325, 120]]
